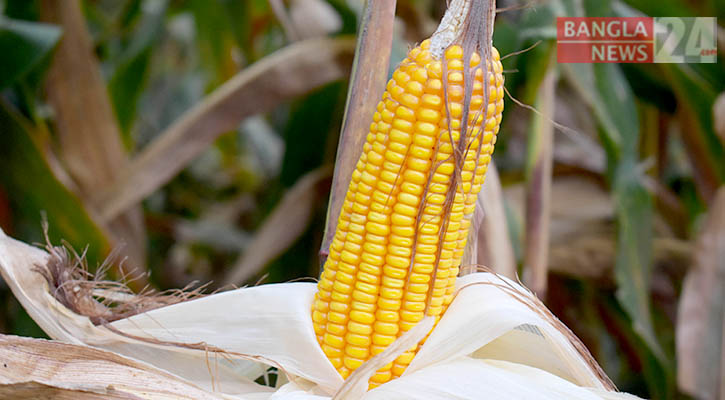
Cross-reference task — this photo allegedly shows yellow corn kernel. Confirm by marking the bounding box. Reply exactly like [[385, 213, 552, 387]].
[[312, 37, 504, 385]]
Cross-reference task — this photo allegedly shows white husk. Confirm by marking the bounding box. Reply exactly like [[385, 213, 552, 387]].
[[365, 358, 612, 400], [109, 282, 342, 393], [0, 228, 637, 399], [409, 273, 608, 388]]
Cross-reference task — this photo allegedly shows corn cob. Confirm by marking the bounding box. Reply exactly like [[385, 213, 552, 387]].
[[312, 38, 504, 385]]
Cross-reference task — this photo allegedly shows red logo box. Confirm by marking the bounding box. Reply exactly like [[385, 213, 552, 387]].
[[557, 17, 654, 63]]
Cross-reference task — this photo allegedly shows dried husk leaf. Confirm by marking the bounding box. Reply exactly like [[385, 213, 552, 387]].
[[0, 228, 268, 395], [0, 382, 119, 400], [0, 227, 339, 394], [0, 334, 230, 399]]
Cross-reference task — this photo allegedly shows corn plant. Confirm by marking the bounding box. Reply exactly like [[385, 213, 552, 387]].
[[0, 0, 722, 398]]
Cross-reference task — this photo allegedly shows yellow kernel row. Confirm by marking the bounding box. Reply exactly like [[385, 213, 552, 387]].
[[312, 39, 504, 386]]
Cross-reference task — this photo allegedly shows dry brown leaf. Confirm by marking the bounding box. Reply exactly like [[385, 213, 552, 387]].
[[40, 0, 147, 282], [676, 103, 720, 205], [0, 382, 130, 400], [269, 0, 300, 41], [95, 37, 354, 222], [289, 0, 342, 39], [320, 1, 397, 262], [506, 176, 691, 283], [549, 236, 690, 284], [463, 161, 517, 279], [39, 0, 127, 194], [524, 57, 556, 297], [676, 187, 725, 400], [223, 167, 332, 286], [0, 334, 225, 400], [271, 0, 341, 41]]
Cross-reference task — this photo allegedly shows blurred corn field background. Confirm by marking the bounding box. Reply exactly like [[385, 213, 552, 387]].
[[0, 0, 723, 398]]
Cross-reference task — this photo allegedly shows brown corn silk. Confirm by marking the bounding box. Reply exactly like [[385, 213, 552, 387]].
[[312, 2, 503, 385]]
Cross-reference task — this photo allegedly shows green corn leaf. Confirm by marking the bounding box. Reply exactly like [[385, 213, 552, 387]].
[[0, 16, 61, 90], [614, 1, 725, 203], [108, 0, 168, 141], [0, 100, 109, 266]]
